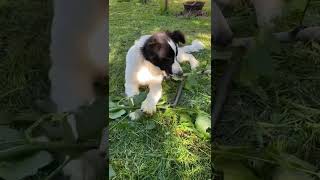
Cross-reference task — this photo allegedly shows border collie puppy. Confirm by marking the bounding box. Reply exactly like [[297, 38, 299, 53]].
[[125, 30, 204, 114]]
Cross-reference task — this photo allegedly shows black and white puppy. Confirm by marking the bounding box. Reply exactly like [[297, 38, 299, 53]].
[[125, 30, 204, 114]]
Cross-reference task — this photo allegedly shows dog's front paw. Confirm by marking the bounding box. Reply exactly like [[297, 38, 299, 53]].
[[141, 100, 156, 115], [190, 60, 199, 70]]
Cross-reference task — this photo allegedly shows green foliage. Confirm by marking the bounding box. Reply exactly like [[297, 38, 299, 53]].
[[109, 109, 126, 119], [214, 1, 320, 180], [195, 111, 211, 138], [0, 151, 53, 180], [214, 146, 320, 180]]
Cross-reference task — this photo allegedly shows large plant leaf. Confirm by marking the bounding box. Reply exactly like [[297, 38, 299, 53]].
[[131, 92, 147, 106], [109, 109, 126, 119], [0, 151, 53, 180]]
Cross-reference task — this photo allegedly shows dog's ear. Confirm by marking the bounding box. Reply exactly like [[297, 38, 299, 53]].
[[167, 30, 185, 44], [141, 38, 161, 63]]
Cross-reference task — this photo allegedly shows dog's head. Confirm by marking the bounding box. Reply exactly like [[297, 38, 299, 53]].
[[141, 30, 185, 76]]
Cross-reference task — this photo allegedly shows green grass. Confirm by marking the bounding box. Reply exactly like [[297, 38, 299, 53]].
[[214, 0, 320, 173], [109, 0, 211, 179], [0, 0, 52, 113]]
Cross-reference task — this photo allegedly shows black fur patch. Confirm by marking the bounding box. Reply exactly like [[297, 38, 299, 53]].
[[166, 30, 186, 44], [141, 30, 183, 75]]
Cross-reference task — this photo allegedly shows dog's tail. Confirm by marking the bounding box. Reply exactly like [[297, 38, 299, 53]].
[[181, 40, 205, 53]]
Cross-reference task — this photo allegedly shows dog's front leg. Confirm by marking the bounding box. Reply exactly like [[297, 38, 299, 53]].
[[125, 81, 140, 97], [177, 50, 200, 70], [141, 83, 162, 114]]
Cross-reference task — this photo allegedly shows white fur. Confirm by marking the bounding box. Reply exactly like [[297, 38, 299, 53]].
[[49, 0, 107, 112], [125, 36, 204, 114]]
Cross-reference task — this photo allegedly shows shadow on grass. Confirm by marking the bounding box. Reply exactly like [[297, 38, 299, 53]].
[[0, 0, 52, 112]]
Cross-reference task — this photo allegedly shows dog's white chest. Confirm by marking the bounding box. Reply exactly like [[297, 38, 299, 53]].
[[136, 66, 163, 85]]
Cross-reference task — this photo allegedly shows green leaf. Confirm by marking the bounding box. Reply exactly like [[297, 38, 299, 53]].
[[0, 151, 53, 180], [109, 99, 117, 109], [195, 112, 211, 137], [109, 109, 126, 120], [179, 113, 193, 123], [109, 164, 116, 179], [131, 92, 147, 106]]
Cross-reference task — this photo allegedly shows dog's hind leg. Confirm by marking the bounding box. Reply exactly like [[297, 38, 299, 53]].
[[141, 83, 162, 114], [181, 40, 205, 53], [177, 50, 200, 70]]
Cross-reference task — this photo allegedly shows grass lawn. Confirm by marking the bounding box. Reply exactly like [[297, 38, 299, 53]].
[[109, 0, 211, 179], [214, 0, 320, 177], [0, 0, 52, 113]]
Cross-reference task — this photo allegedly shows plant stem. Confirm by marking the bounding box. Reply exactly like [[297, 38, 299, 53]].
[[0, 141, 98, 161], [171, 79, 185, 107]]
